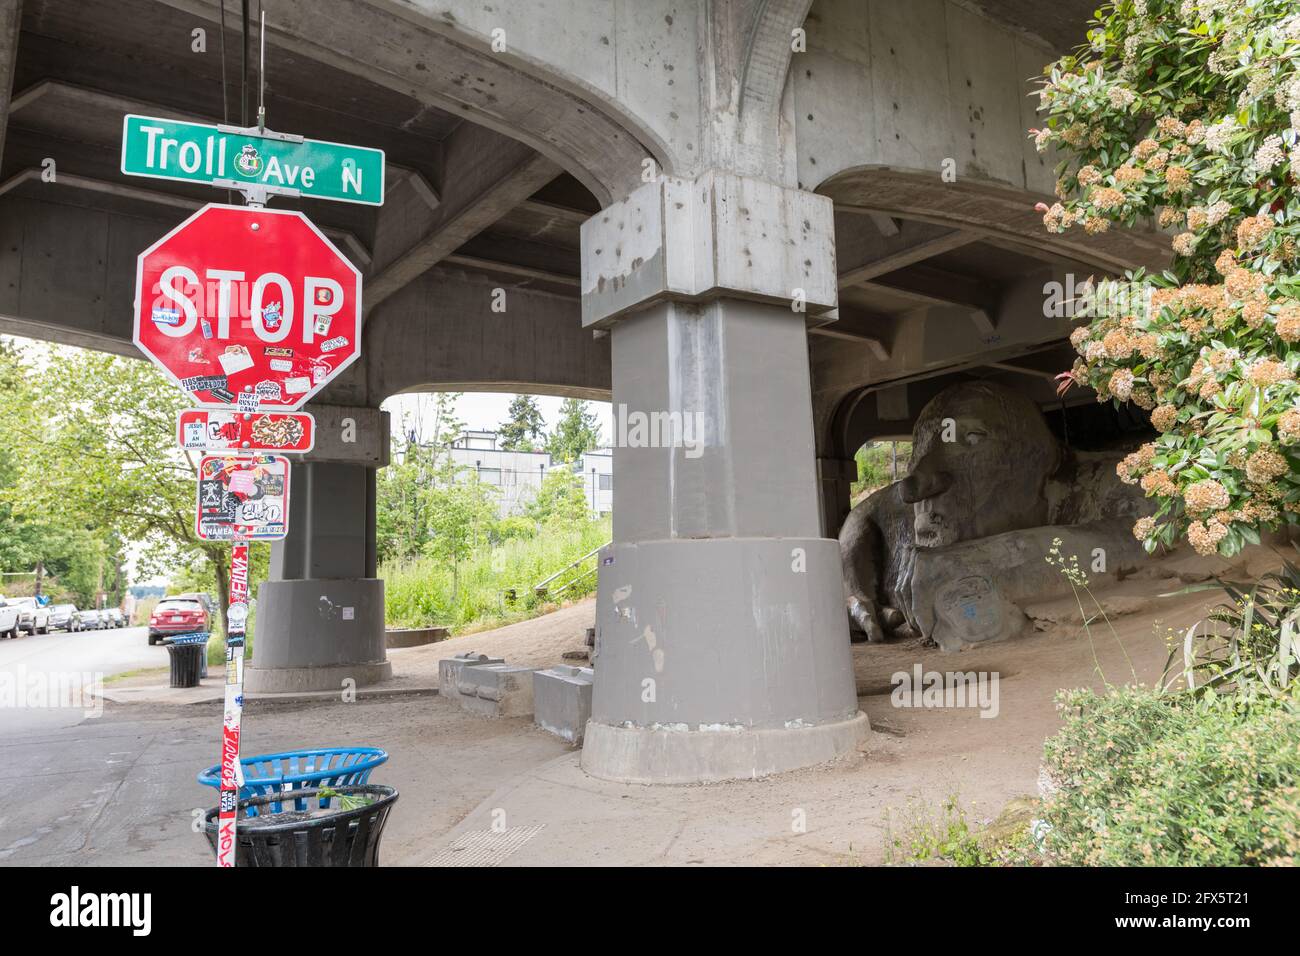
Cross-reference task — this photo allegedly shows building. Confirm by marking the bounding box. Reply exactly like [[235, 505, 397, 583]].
[[448, 430, 610, 518]]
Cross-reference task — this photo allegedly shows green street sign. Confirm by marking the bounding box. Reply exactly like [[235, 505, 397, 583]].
[[120, 114, 385, 206]]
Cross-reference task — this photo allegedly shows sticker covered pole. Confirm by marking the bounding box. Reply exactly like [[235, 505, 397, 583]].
[[216, 536, 250, 867]]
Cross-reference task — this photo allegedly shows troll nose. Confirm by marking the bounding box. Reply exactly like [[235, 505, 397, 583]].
[[900, 462, 953, 504]]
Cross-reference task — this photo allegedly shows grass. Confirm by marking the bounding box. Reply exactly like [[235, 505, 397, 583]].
[[382, 518, 610, 631]]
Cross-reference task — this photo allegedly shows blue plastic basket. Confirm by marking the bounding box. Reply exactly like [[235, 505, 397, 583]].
[[197, 747, 388, 816]]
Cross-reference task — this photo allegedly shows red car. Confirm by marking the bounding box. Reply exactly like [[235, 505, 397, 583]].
[[148, 597, 210, 645]]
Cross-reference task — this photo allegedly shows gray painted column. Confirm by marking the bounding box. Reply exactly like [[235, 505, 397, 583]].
[[246, 405, 392, 693], [578, 171, 867, 783], [0, 0, 21, 168]]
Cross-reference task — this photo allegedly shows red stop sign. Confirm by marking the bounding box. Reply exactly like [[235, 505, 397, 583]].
[[133, 203, 361, 410]]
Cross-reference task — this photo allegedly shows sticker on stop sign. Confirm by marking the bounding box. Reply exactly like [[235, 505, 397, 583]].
[[133, 204, 362, 411]]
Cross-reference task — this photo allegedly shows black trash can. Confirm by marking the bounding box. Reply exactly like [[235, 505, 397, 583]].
[[203, 785, 399, 867], [165, 642, 205, 688]]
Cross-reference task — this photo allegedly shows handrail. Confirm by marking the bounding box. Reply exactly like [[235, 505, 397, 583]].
[[533, 542, 610, 597], [552, 566, 598, 598]]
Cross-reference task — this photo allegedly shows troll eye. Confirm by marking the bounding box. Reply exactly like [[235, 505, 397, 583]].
[[964, 430, 987, 446]]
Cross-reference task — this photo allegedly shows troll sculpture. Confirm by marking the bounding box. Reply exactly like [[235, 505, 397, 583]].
[[839, 381, 1151, 650]]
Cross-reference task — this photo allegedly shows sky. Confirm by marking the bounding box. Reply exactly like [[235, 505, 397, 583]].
[[383, 391, 613, 446]]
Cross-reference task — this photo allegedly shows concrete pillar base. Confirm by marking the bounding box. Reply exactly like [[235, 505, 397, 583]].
[[245, 660, 392, 695], [250, 578, 388, 693], [584, 537, 863, 782], [580, 711, 869, 784]]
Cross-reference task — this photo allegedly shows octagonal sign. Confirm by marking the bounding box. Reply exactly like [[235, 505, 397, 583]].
[[133, 203, 361, 410]]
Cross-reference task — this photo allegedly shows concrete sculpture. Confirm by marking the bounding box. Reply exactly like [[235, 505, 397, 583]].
[[839, 381, 1152, 650]]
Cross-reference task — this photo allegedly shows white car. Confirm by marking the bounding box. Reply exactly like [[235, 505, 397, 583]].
[[7, 597, 51, 635], [0, 598, 20, 640]]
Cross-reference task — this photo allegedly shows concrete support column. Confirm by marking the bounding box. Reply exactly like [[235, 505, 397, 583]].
[[246, 405, 392, 694], [578, 171, 867, 783], [0, 0, 21, 168], [817, 456, 858, 538]]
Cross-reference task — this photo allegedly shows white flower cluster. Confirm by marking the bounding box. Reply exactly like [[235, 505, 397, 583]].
[[1202, 117, 1237, 153], [1253, 134, 1287, 173], [1108, 86, 1136, 109]]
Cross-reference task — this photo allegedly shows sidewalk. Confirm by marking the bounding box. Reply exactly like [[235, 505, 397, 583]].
[[97, 600, 596, 706]]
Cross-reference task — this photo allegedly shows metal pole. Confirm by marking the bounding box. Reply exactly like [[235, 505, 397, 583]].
[[216, 536, 250, 868], [257, 8, 266, 132]]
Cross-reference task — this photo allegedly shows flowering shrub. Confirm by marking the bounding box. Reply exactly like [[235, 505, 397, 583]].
[[1033, 0, 1300, 555], [1036, 686, 1300, 866]]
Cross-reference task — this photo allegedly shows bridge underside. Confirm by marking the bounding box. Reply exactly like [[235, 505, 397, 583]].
[[1, 0, 1166, 781]]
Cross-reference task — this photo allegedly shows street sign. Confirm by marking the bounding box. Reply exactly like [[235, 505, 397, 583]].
[[196, 454, 291, 541], [179, 409, 315, 454], [134, 204, 361, 411], [121, 115, 385, 205]]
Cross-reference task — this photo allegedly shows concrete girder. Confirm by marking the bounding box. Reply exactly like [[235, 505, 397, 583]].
[[795, 0, 1061, 197], [364, 122, 561, 314], [361, 265, 609, 406], [0, 0, 18, 169], [819, 167, 1169, 275], [151, 0, 665, 205], [701, 0, 813, 183]]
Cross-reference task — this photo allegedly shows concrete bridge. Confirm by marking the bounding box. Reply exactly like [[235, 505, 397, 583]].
[[0, 0, 1165, 782]]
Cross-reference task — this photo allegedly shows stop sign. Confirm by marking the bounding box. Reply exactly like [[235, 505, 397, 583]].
[[133, 203, 361, 410]]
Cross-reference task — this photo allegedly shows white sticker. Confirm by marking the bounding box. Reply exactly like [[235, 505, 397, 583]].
[[237, 392, 259, 412], [218, 347, 254, 375], [342, 607, 355, 621], [320, 336, 348, 352], [284, 377, 310, 395], [269, 359, 292, 372]]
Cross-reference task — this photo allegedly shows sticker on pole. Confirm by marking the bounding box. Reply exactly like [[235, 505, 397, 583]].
[[134, 204, 361, 411], [196, 454, 291, 541], [178, 408, 315, 453]]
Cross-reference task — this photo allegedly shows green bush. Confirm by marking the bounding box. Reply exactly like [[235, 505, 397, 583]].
[[883, 794, 1029, 866], [1038, 686, 1300, 866], [382, 517, 609, 630]]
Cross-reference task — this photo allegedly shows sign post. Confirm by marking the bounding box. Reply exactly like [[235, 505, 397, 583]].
[[129, 102, 374, 866], [216, 538, 250, 868]]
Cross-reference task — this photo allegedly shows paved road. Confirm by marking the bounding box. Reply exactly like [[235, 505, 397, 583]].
[[0, 625, 165, 734]]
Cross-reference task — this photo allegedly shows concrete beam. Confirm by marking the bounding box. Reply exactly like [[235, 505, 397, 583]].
[[837, 229, 979, 287], [0, 168, 372, 268], [365, 122, 560, 314], [865, 263, 999, 312], [0, 0, 20, 169], [363, 266, 609, 404], [153, 0, 656, 204]]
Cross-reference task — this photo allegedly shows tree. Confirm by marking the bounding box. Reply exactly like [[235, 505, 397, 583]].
[[527, 468, 590, 525], [0, 344, 242, 631], [1035, 0, 1300, 556], [546, 398, 601, 463], [499, 394, 546, 451], [376, 393, 463, 564]]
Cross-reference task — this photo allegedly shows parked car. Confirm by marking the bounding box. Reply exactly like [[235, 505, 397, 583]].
[[78, 609, 102, 630], [148, 597, 210, 645], [0, 597, 20, 640], [8, 597, 51, 635], [105, 608, 126, 628], [48, 604, 82, 632]]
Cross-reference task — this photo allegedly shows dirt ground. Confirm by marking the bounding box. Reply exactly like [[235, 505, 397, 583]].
[[50, 543, 1287, 866], [401, 542, 1288, 865]]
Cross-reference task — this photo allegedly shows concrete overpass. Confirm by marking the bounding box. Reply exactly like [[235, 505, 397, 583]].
[[0, 0, 1166, 783]]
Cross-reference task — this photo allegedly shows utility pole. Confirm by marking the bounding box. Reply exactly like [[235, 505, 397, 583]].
[[34, 559, 43, 599]]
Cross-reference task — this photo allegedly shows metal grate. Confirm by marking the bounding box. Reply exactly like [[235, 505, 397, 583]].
[[423, 824, 545, 867]]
